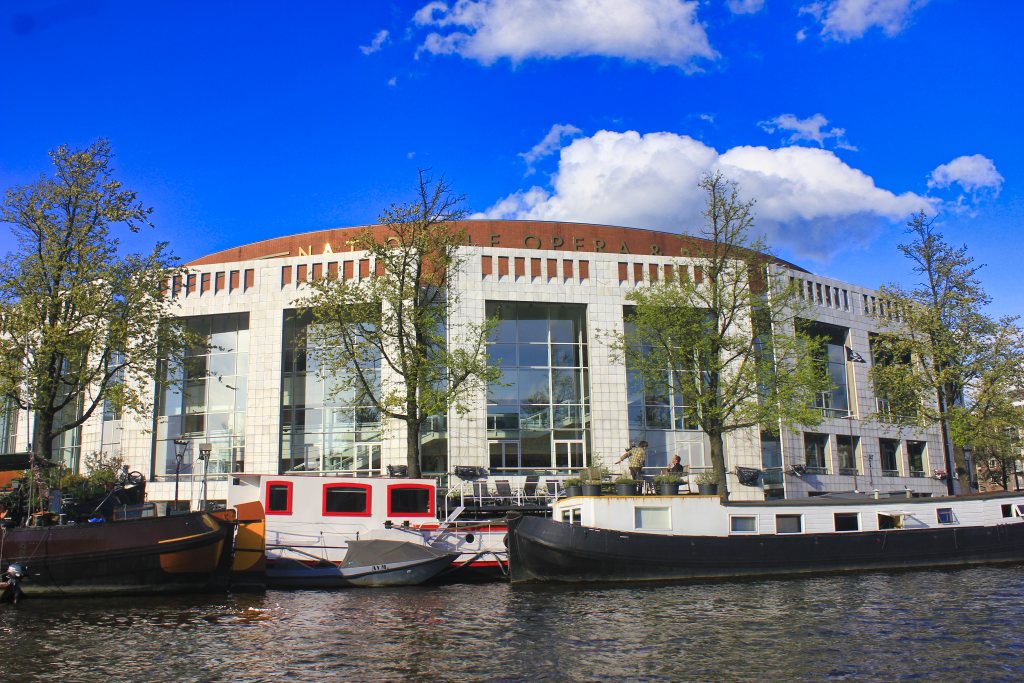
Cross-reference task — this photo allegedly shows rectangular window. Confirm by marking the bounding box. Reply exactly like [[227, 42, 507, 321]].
[[387, 484, 434, 517], [730, 516, 758, 533], [776, 514, 803, 534], [836, 434, 858, 475], [561, 507, 582, 525], [936, 508, 955, 525], [834, 512, 859, 532], [906, 441, 926, 476], [322, 483, 371, 517], [634, 507, 671, 530], [266, 481, 293, 515], [803, 433, 829, 473], [878, 513, 904, 530], [1001, 504, 1013, 518], [880, 439, 900, 476]]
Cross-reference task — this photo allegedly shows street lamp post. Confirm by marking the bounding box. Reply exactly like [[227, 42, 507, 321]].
[[198, 443, 212, 512], [172, 437, 190, 514]]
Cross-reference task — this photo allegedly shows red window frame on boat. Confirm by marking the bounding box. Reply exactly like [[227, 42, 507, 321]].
[[265, 480, 294, 516], [322, 482, 373, 517], [386, 483, 435, 518]]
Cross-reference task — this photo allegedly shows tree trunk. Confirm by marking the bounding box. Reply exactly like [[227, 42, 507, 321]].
[[32, 410, 55, 463], [406, 413, 422, 479], [709, 430, 729, 502], [952, 444, 971, 494]]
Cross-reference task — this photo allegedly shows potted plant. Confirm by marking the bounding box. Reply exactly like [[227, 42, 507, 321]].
[[653, 472, 681, 496], [695, 470, 719, 495], [581, 466, 607, 496], [614, 475, 639, 496], [563, 477, 583, 498]]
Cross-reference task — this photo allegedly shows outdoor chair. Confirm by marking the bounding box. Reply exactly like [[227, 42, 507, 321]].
[[544, 480, 561, 500], [472, 480, 491, 506], [493, 479, 516, 505], [522, 475, 540, 502]]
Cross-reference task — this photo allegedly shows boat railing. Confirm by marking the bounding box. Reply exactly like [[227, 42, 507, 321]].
[[112, 503, 158, 521]]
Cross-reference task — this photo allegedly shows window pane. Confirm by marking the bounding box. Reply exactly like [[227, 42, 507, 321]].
[[325, 487, 367, 514], [776, 514, 802, 534], [268, 485, 290, 512], [390, 488, 430, 514], [635, 507, 671, 530], [731, 516, 757, 533]]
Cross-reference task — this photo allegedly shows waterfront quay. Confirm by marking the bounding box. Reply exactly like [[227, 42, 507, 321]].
[[2, 565, 1023, 682]]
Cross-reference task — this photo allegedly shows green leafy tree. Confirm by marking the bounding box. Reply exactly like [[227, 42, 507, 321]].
[[299, 171, 500, 478], [0, 140, 188, 465], [615, 173, 828, 500], [871, 212, 1024, 494]]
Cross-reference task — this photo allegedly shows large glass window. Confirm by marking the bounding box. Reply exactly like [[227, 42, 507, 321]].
[[485, 302, 590, 471], [281, 310, 382, 474], [804, 432, 829, 473], [801, 321, 850, 417], [624, 309, 702, 469], [154, 313, 248, 477], [0, 399, 17, 454]]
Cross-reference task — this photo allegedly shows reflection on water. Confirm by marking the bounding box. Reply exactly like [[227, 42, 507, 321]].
[[2, 566, 1023, 682]]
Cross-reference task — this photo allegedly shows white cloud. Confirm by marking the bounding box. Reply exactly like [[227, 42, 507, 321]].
[[413, 0, 717, 70], [520, 124, 583, 175], [759, 113, 857, 150], [387, 76, 398, 87], [727, 0, 765, 15], [800, 0, 930, 41], [360, 29, 390, 55], [476, 129, 931, 259], [928, 154, 1003, 196]]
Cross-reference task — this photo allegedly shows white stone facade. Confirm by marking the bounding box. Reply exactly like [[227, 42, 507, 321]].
[[11, 221, 947, 503]]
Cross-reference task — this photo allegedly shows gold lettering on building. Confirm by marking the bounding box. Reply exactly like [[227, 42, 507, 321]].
[[594, 239, 605, 252], [523, 235, 542, 249], [551, 236, 564, 249], [619, 242, 630, 254]]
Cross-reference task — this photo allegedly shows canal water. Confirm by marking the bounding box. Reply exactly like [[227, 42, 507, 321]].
[[1, 565, 1022, 682]]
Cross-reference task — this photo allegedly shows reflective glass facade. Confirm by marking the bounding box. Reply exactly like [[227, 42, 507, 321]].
[[155, 313, 248, 476], [486, 302, 590, 471], [280, 310, 381, 473]]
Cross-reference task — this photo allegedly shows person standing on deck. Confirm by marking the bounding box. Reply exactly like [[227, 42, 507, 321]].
[[616, 441, 648, 481]]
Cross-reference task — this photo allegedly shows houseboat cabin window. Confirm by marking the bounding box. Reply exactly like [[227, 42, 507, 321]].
[[561, 507, 582, 525], [634, 507, 671, 530], [1002, 504, 1014, 518], [322, 483, 371, 516], [936, 508, 956, 525], [834, 512, 859, 532], [266, 481, 293, 515], [387, 484, 434, 517], [776, 514, 802, 534], [878, 513, 905, 529], [730, 516, 757, 533], [1016, 504, 1024, 517]]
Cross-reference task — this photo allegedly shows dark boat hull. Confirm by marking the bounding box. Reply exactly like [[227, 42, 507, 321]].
[[508, 515, 1024, 584], [0, 512, 232, 596]]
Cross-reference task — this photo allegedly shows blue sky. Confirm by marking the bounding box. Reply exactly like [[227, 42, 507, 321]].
[[1, 1, 1020, 315]]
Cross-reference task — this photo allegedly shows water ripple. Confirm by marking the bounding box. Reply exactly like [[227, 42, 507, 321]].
[[1, 566, 1023, 681]]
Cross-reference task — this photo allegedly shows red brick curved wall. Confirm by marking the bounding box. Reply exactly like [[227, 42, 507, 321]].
[[187, 219, 806, 272]]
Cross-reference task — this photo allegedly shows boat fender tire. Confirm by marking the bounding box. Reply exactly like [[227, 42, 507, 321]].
[[502, 533, 508, 548], [465, 533, 475, 544]]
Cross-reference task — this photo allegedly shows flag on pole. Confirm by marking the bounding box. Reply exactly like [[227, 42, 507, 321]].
[[846, 346, 866, 363]]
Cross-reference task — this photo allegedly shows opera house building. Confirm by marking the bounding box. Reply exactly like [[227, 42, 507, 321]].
[[22, 220, 949, 504]]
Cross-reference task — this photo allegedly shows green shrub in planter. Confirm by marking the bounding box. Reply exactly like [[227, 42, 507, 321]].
[[613, 476, 638, 495], [653, 472, 681, 495]]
